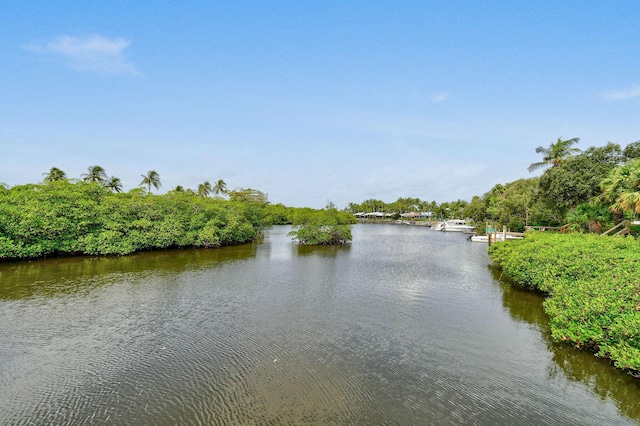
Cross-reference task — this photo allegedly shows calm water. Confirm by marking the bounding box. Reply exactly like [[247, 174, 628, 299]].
[[1, 224, 639, 425]]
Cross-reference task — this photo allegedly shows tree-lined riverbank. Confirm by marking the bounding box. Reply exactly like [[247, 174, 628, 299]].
[[0, 180, 265, 259], [489, 232, 640, 376]]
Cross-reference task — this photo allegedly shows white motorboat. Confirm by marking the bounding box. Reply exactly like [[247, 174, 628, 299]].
[[431, 219, 475, 233]]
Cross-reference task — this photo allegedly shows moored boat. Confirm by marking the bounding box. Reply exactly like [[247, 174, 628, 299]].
[[432, 219, 475, 233]]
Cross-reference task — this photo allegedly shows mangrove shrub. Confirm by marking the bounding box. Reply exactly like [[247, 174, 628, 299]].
[[489, 232, 640, 375], [0, 181, 265, 260], [288, 209, 355, 245]]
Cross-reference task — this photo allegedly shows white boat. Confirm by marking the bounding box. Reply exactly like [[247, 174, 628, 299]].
[[431, 219, 475, 233]]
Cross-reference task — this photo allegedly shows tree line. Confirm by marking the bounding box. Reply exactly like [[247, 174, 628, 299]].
[[346, 137, 640, 234], [0, 179, 268, 260], [0, 164, 362, 259], [41, 165, 232, 199]]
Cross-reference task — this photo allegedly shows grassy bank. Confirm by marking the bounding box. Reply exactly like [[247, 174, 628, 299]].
[[488, 232, 640, 376]]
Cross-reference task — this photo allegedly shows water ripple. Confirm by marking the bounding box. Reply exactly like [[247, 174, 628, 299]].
[[0, 225, 638, 425]]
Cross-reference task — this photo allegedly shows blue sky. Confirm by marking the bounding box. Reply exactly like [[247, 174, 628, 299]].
[[1, 1, 639, 208]]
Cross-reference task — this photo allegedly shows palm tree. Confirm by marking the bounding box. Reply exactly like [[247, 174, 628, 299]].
[[43, 167, 67, 182], [140, 170, 161, 193], [197, 181, 212, 197], [82, 165, 108, 184], [565, 203, 612, 233], [528, 137, 581, 172], [601, 159, 640, 213], [213, 179, 227, 197], [105, 176, 123, 193]]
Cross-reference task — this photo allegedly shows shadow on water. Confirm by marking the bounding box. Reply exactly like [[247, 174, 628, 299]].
[[0, 244, 258, 300], [294, 244, 351, 257], [490, 264, 640, 421]]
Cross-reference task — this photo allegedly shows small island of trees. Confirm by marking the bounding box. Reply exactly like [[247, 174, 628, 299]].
[[288, 208, 356, 245]]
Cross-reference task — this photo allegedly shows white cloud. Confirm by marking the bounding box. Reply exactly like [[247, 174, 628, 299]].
[[430, 93, 450, 103], [26, 34, 140, 75], [601, 84, 640, 101]]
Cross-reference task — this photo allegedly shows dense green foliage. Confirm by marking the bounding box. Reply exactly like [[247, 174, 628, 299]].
[[601, 159, 640, 214], [623, 140, 640, 160], [288, 209, 356, 245], [0, 180, 265, 260], [483, 178, 552, 231], [262, 203, 296, 225], [537, 143, 624, 218], [344, 141, 631, 232], [489, 232, 640, 375], [449, 142, 632, 232]]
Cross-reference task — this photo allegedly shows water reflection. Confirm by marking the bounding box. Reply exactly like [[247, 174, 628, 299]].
[[0, 244, 258, 300], [295, 244, 351, 257]]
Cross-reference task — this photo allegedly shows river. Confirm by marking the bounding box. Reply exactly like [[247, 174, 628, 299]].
[[1, 224, 639, 425]]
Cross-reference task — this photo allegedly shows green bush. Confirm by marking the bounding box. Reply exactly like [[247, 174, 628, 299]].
[[489, 232, 640, 375], [288, 209, 355, 245], [0, 181, 264, 260]]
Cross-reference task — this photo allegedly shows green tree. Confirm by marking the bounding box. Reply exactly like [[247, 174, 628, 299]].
[[213, 179, 228, 196], [43, 167, 67, 182], [623, 140, 640, 161], [197, 181, 212, 197], [360, 199, 387, 213], [565, 203, 613, 233], [484, 178, 543, 231], [263, 203, 294, 225], [528, 137, 581, 172], [105, 176, 123, 193], [140, 170, 161, 193], [288, 209, 355, 245], [601, 159, 640, 214], [463, 195, 488, 227], [538, 143, 623, 219], [345, 202, 360, 213], [81, 165, 107, 184], [437, 200, 468, 220]]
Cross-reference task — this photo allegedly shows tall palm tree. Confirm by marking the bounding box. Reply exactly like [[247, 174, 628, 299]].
[[601, 159, 640, 213], [106, 176, 123, 193], [213, 179, 227, 197], [197, 181, 212, 197], [140, 170, 161, 193], [43, 167, 67, 182], [82, 165, 108, 184], [528, 137, 581, 172]]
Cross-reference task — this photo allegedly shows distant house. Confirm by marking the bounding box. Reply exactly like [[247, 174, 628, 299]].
[[354, 212, 395, 219]]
